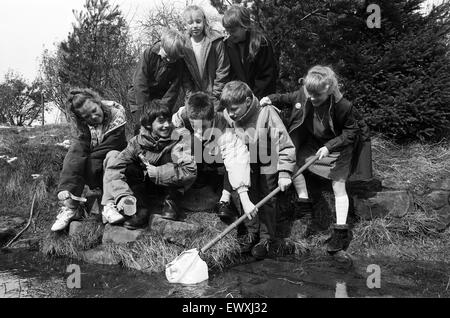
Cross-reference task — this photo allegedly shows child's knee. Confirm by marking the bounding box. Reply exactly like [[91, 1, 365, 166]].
[[104, 150, 120, 168], [332, 180, 347, 197]]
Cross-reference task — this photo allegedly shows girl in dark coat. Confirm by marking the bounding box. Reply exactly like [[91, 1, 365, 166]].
[[51, 89, 127, 231], [221, 5, 277, 102], [261, 65, 373, 255]]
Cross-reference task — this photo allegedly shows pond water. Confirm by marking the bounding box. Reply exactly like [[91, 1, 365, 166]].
[[1, 248, 449, 298]]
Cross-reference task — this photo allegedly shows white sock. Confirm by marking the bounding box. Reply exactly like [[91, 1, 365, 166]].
[[335, 195, 349, 225], [293, 174, 309, 199], [219, 190, 231, 203]]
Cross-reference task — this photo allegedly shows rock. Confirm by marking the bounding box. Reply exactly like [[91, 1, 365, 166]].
[[381, 179, 411, 191], [426, 190, 450, 209], [353, 190, 413, 220], [89, 198, 101, 215], [149, 214, 201, 245], [79, 246, 119, 265], [430, 178, 450, 191], [8, 238, 40, 250], [11, 217, 26, 226], [179, 185, 219, 212], [432, 206, 450, 232], [347, 178, 383, 195], [69, 221, 84, 236], [102, 224, 144, 244], [0, 227, 15, 246]]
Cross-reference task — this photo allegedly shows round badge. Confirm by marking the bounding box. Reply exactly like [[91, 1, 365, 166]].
[[295, 102, 302, 109]]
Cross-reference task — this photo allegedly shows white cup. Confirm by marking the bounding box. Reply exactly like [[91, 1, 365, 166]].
[[122, 197, 137, 216]]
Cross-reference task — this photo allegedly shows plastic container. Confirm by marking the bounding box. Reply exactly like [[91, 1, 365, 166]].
[[122, 196, 137, 216]]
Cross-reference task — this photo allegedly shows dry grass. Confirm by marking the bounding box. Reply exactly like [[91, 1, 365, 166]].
[[40, 216, 104, 258], [371, 136, 450, 193], [103, 213, 242, 273], [2, 126, 450, 270]]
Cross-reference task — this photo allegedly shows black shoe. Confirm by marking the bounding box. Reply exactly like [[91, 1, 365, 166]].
[[251, 239, 271, 260], [293, 198, 313, 219], [123, 208, 149, 230], [214, 201, 236, 224], [325, 224, 353, 255], [238, 232, 258, 253], [161, 199, 180, 220]]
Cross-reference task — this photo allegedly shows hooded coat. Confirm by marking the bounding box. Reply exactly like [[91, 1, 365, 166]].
[[182, 30, 230, 110], [57, 101, 127, 196], [104, 126, 197, 205]]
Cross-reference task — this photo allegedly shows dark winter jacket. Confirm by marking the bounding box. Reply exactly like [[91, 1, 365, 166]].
[[105, 126, 197, 205], [182, 30, 230, 111], [57, 101, 127, 196], [129, 42, 184, 113], [224, 30, 277, 101], [268, 87, 373, 180]]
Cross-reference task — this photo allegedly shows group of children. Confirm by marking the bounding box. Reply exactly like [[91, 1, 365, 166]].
[[52, 5, 372, 260]]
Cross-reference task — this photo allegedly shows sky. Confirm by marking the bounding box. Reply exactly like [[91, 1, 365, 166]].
[[0, 0, 443, 83], [0, 0, 212, 83]]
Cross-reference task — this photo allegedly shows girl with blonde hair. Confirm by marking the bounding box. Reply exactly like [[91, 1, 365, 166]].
[[181, 5, 230, 111], [261, 65, 372, 256]]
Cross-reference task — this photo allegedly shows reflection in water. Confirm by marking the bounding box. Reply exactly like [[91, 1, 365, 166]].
[[1, 249, 449, 298], [335, 281, 349, 298]]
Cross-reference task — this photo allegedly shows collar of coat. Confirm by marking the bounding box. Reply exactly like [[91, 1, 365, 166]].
[[137, 126, 177, 152], [288, 94, 337, 136], [224, 95, 260, 129], [183, 30, 225, 86]]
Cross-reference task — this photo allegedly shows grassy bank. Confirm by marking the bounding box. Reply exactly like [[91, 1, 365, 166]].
[[1, 125, 449, 271], [289, 135, 450, 263]]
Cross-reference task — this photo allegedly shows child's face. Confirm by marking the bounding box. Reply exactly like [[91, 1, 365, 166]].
[[185, 11, 205, 38], [159, 47, 178, 64], [227, 97, 252, 121], [225, 26, 246, 43], [306, 85, 330, 107], [149, 116, 171, 138], [77, 100, 104, 126], [189, 118, 213, 138]]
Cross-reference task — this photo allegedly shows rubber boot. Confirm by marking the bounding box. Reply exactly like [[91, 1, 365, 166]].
[[214, 201, 237, 224], [326, 224, 353, 255], [123, 207, 150, 230]]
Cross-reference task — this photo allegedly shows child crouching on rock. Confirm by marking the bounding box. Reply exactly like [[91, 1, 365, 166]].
[[101, 102, 197, 230], [52, 88, 127, 232], [220, 81, 297, 259], [260, 65, 373, 256], [172, 91, 256, 224]]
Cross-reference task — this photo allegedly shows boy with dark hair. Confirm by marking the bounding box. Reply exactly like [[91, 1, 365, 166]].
[[101, 102, 197, 229], [220, 81, 296, 259]]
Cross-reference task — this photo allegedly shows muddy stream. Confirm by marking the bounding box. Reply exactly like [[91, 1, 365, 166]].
[[1, 248, 449, 298]]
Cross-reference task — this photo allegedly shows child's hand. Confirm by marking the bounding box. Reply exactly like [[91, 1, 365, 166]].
[[316, 146, 330, 160], [57, 190, 71, 201], [242, 200, 258, 220], [145, 163, 157, 177], [278, 177, 292, 192], [260, 96, 272, 107]]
